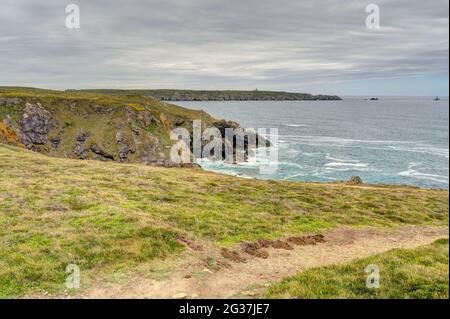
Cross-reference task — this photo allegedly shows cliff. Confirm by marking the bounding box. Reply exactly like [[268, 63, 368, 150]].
[[0, 87, 265, 166], [68, 89, 342, 101]]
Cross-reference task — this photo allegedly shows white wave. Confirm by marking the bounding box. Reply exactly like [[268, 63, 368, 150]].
[[285, 124, 308, 127], [302, 152, 320, 157], [284, 173, 308, 180], [324, 162, 368, 168], [280, 136, 449, 159], [323, 161, 370, 172], [398, 164, 449, 184], [278, 162, 303, 169], [280, 135, 416, 145], [325, 155, 360, 163], [388, 145, 449, 158]]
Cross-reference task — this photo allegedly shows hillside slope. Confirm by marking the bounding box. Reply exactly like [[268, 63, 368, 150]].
[[0, 145, 448, 297], [0, 87, 262, 166]]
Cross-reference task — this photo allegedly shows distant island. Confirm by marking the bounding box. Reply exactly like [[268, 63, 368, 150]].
[[68, 89, 342, 101]]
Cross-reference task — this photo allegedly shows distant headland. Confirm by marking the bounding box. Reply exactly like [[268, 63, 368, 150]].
[[67, 89, 342, 101]]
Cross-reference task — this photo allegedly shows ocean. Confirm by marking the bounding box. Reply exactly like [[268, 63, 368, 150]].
[[177, 97, 449, 189]]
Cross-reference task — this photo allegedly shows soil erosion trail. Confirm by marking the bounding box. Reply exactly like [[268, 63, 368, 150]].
[[63, 226, 449, 299]]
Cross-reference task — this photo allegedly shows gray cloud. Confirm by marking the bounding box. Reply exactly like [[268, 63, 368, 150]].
[[0, 0, 448, 94]]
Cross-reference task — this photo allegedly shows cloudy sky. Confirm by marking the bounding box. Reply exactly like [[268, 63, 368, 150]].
[[0, 0, 448, 95]]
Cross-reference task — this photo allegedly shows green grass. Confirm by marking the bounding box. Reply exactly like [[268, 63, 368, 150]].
[[265, 239, 449, 299], [0, 145, 448, 297]]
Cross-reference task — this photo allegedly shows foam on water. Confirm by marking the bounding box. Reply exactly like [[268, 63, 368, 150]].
[[324, 162, 369, 169], [325, 155, 360, 163], [285, 124, 308, 127], [398, 163, 449, 184], [178, 98, 449, 189]]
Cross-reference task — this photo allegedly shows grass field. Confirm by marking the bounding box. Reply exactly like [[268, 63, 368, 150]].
[[266, 239, 449, 299], [0, 145, 448, 297]]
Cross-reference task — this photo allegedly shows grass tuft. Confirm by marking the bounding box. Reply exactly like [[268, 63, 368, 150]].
[[265, 239, 449, 299]]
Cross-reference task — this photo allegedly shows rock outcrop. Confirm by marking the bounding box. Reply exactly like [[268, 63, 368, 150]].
[[90, 143, 115, 161], [347, 176, 364, 185], [0, 88, 267, 168], [115, 131, 134, 162], [19, 103, 56, 151]]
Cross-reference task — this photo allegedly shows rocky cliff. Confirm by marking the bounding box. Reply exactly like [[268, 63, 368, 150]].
[[0, 87, 266, 166]]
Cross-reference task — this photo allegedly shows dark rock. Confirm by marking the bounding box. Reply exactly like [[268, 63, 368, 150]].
[[74, 142, 88, 159], [115, 131, 134, 162], [118, 145, 131, 161], [137, 113, 157, 127], [90, 143, 114, 160], [210, 120, 270, 163], [19, 102, 56, 149], [50, 136, 61, 148], [76, 133, 88, 142], [131, 126, 141, 136], [347, 176, 364, 185], [174, 118, 185, 126], [213, 120, 240, 136]]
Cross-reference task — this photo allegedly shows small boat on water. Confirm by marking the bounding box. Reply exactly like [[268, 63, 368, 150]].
[[434, 96, 440, 101]]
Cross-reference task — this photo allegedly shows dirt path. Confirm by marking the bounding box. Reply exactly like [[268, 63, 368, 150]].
[[68, 226, 448, 299]]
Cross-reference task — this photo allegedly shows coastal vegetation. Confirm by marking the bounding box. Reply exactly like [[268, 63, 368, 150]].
[[0, 86, 447, 299], [0, 144, 447, 297]]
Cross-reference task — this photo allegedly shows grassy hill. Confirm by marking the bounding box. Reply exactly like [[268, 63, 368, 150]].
[[0, 87, 243, 166], [0, 87, 272, 167], [0, 144, 448, 297], [69, 89, 342, 101]]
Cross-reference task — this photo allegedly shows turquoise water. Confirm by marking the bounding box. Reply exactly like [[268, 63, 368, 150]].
[[178, 97, 449, 189]]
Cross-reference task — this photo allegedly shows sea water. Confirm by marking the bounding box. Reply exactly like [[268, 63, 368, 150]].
[[177, 97, 449, 189]]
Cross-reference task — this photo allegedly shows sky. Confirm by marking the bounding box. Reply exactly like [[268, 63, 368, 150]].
[[0, 0, 448, 96]]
